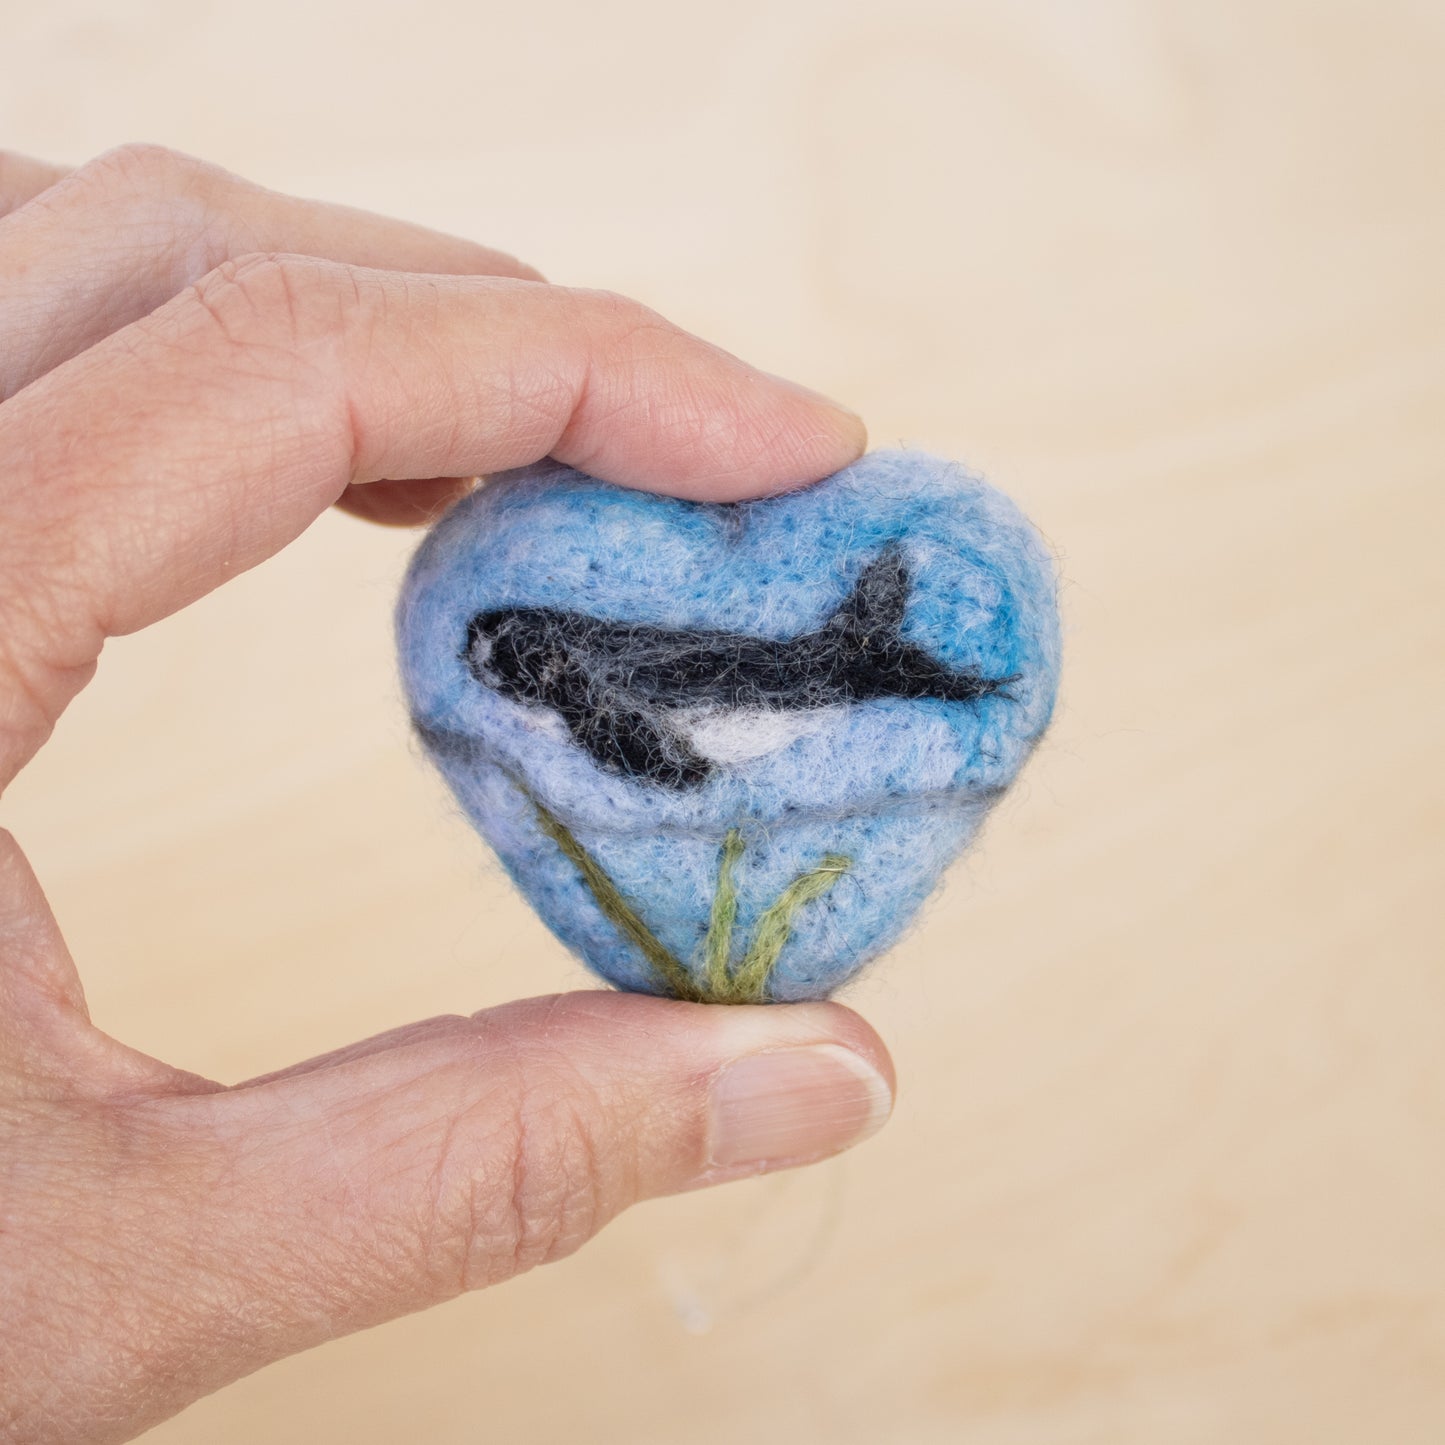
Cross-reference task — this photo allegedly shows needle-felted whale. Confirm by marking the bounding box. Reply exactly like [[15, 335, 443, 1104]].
[[397, 448, 1061, 1003], [464, 542, 1011, 790]]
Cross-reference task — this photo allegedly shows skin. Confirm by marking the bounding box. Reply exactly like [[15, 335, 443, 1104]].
[[0, 144, 896, 1443]]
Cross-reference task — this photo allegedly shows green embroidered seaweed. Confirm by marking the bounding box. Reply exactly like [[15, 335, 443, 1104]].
[[703, 828, 746, 998], [528, 794, 702, 1003], [722, 853, 851, 1003], [522, 784, 849, 1004]]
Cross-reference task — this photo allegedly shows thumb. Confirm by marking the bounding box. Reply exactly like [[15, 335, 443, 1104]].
[[158, 992, 892, 1388]]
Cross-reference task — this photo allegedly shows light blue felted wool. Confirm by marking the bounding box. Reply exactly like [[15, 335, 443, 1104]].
[[396, 447, 1060, 1003]]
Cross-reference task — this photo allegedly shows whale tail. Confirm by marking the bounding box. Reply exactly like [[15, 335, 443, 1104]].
[[825, 543, 1010, 704]]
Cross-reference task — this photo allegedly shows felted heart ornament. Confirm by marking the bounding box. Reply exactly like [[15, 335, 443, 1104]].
[[396, 448, 1060, 1003]]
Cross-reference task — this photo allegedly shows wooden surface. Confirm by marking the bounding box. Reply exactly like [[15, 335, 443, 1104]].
[[4, 1, 1443, 1440]]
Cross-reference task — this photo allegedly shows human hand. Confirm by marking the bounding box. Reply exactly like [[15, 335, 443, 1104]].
[[0, 145, 894, 1444]]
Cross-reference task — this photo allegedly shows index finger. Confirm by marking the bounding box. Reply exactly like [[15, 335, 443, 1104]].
[[0, 253, 865, 785]]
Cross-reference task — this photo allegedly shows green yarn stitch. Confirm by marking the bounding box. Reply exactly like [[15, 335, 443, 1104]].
[[524, 788, 850, 1003], [704, 828, 746, 998], [529, 795, 703, 1003], [723, 853, 851, 1003]]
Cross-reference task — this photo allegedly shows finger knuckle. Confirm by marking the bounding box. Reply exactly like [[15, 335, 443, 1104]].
[[27, 145, 249, 280], [184, 252, 338, 353], [78, 141, 216, 197], [435, 1054, 610, 1290]]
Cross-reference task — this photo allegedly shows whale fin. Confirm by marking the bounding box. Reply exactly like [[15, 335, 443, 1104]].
[[827, 543, 910, 644]]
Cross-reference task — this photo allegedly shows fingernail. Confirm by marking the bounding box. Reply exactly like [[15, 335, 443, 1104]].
[[708, 1044, 893, 1172]]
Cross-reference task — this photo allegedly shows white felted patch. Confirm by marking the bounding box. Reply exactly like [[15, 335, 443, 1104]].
[[673, 706, 847, 766], [523, 709, 572, 743]]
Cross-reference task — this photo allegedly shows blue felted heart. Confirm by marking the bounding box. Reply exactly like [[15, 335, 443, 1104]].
[[396, 448, 1060, 1002]]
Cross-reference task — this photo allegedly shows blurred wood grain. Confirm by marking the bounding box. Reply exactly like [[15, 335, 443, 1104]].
[[2, 0, 1442, 1440]]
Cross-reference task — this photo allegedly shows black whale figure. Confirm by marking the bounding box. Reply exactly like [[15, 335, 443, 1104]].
[[463, 543, 1011, 789]]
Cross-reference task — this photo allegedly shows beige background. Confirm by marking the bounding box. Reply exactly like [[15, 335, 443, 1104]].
[[4, 0, 1444, 1440]]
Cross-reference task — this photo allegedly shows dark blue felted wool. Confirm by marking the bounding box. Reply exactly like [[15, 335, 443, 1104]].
[[397, 448, 1060, 1003]]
